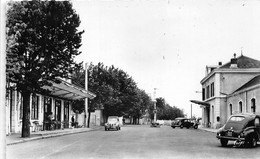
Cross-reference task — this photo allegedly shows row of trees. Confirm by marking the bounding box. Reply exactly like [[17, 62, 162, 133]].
[[152, 98, 184, 120], [6, 0, 184, 137], [71, 62, 152, 124], [71, 63, 184, 124]]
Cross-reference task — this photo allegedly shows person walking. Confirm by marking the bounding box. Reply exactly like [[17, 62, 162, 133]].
[[71, 115, 75, 128]]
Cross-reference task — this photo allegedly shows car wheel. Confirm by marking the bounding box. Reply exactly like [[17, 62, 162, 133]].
[[105, 128, 107, 131], [246, 135, 257, 148], [220, 139, 228, 147], [172, 126, 175, 129], [193, 125, 198, 129], [180, 125, 183, 129]]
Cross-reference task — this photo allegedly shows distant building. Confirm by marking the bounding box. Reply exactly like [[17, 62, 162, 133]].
[[191, 54, 260, 128]]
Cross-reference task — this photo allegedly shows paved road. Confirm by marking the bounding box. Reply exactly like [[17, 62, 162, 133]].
[[7, 125, 260, 159]]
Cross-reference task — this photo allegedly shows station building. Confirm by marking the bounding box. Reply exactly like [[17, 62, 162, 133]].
[[6, 79, 96, 135], [191, 54, 260, 128]]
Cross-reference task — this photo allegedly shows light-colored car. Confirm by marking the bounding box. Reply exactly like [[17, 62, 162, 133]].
[[105, 116, 121, 131]]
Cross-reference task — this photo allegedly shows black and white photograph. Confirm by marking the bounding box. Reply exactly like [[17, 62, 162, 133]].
[[2, 0, 260, 159]]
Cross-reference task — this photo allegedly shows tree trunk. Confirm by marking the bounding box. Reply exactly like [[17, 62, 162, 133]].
[[21, 91, 31, 137], [87, 110, 91, 128]]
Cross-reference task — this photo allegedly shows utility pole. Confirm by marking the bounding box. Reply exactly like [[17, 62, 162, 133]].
[[84, 63, 88, 128], [191, 104, 192, 119], [0, 1, 6, 158]]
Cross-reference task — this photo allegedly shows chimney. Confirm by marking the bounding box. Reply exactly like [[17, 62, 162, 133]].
[[218, 62, 222, 66], [230, 53, 238, 68]]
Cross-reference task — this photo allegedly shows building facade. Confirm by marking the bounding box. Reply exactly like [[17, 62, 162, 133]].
[[226, 75, 260, 117], [192, 54, 260, 128], [6, 79, 95, 135]]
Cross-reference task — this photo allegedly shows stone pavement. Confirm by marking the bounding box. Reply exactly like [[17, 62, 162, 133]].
[[6, 126, 103, 146]]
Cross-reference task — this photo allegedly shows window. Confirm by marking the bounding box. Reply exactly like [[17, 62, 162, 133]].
[[212, 105, 214, 123], [210, 82, 214, 97], [206, 85, 210, 99], [202, 88, 205, 100], [229, 104, 233, 115], [239, 101, 243, 113], [31, 95, 39, 120], [64, 101, 69, 121], [255, 118, 260, 126], [251, 98, 256, 113], [55, 100, 61, 121], [44, 97, 52, 121], [230, 116, 245, 121], [217, 116, 220, 122], [19, 95, 23, 119]]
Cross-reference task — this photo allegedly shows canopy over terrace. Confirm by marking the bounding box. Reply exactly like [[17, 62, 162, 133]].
[[43, 80, 96, 100], [190, 100, 210, 108]]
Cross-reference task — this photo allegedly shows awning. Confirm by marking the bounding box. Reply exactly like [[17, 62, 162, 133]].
[[190, 100, 210, 107], [42, 80, 96, 100]]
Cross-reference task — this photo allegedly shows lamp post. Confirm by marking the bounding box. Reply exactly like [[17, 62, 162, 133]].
[[153, 88, 158, 122]]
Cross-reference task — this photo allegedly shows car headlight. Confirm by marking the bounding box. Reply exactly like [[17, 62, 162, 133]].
[[240, 132, 245, 138]]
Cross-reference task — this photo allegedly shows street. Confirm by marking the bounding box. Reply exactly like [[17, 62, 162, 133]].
[[7, 125, 260, 159]]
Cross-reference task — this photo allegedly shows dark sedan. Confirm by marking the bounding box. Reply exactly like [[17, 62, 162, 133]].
[[216, 113, 260, 147], [171, 118, 199, 129]]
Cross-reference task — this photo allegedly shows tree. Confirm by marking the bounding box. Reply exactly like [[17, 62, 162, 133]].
[[148, 97, 184, 120], [72, 62, 154, 124], [71, 63, 95, 128], [71, 63, 86, 114], [127, 88, 152, 124], [88, 63, 148, 120], [6, 0, 83, 137]]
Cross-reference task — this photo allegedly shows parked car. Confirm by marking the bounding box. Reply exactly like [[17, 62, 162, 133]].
[[105, 116, 121, 131], [171, 117, 198, 129], [150, 122, 161, 128], [171, 118, 193, 129], [216, 113, 260, 147]]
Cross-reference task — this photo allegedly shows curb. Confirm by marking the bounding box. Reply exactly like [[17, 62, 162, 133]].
[[198, 128, 218, 134], [7, 127, 102, 146]]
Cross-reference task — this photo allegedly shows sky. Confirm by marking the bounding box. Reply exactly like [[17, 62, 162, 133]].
[[72, 0, 260, 118]]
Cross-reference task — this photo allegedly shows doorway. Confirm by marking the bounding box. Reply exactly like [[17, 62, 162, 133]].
[[43, 97, 52, 130], [55, 100, 61, 129]]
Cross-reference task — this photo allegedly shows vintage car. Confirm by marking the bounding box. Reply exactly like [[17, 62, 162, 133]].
[[216, 113, 260, 147], [171, 117, 199, 129], [150, 122, 161, 128], [105, 116, 121, 131]]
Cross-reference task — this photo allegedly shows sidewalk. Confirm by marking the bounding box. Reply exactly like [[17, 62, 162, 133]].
[[198, 125, 218, 133], [6, 126, 103, 146]]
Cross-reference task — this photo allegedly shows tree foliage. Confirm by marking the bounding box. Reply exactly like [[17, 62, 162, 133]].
[[149, 97, 184, 120], [6, 0, 83, 137], [76, 62, 184, 123], [88, 63, 141, 118]]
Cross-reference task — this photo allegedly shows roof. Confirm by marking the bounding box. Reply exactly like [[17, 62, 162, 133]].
[[201, 55, 260, 84], [219, 55, 260, 69], [190, 100, 210, 107], [42, 79, 96, 100], [233, 74, 260, 93]]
